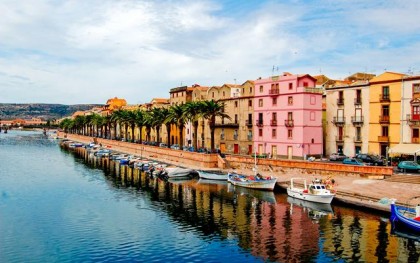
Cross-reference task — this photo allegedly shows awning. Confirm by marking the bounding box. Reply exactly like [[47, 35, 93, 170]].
[[388, 143, 420, 155]]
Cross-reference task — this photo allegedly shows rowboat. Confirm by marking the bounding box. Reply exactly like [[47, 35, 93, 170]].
[[227, 172, 277, 191], [164, 167, 196, 179], [286, 178, 335, 204], [197, 170, 228, 180], [390, 202, 420, 233]]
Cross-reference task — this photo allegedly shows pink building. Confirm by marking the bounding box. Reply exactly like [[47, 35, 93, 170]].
[[254, 73, 323, 159]]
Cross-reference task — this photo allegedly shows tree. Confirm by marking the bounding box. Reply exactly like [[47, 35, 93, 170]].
[[134, 109, 145, 143], [201, 100, 231, 152], [166, 104, 187, 148], [182, 101, 204, 150]]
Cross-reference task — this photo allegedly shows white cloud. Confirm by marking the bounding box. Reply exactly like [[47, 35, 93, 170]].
[[0, 0, 419, 104]]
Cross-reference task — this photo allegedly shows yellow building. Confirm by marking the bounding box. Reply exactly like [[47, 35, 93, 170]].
[[368, 72, 406, 156]]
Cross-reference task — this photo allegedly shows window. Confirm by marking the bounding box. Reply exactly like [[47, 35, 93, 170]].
[[288, 96, 293, 105], [382, 126, 389, 136], [259, 85, 263, 93], [310, 95, 316, 105], [250, 87, 252, 93], [259, 129, 263, 137], [235, 101, 238, 107], [288, 112, 293, 120], [288, 129, 293, 138], [272, 97, 277, 105], [248, 100, 252, 107], [310, 111, 315, 121], [234, 114, 238, 124], [212, 92, 214, 98], [259, 99, 263, 107], [303, 82, 308, 87], [272, 129, 277, 138], [276, 83, 279, 90], [272, 112, 277, 120], [382, 105, 389, 116], [383, 86, 390, 96], [413, 129, 419, 138], [289, 83, 293, 90], [223, 91, 225, 97]]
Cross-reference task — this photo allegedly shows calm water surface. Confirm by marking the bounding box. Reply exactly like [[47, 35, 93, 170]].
[[0, 130, 419, 262]]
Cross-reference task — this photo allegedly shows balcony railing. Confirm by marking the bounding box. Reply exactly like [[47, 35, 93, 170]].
[[245, 120, 253, 127], [412, 137, 420, 143], [269, 89, 279, 95], [336, 136, 344, 143], [354, 136, 362, 143], [407, 114, 420, 126], [284, 119, 294, 127], [379, 94, 390, 102], [270, 119, 278, 126], [337, 98, 344, 106], [378, 136, 389, 142], [256, 120, 263, 127], [379, 115, 390, 123], [214, 122, 239, 128], [354, 97, 362, 105], [351, 116, 364, 126], [332, 117, 345, 126]]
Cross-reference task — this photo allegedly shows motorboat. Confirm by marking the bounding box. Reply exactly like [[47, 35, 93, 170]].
[[286, 178, 335, 204], [227, 172, 277, 191], [390, 202, 420, 233], [287, 196, 334, 221], [164, 167, 196, 179], [197, 170, 228, 180]]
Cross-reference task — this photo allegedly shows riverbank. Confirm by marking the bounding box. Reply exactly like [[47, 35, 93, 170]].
[[59, 133, 420, 213]]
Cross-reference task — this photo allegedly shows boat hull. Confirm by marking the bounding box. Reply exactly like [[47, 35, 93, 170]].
[[287, 188, 334, 204], [227, 173, 277, 191], [197, 170, 228, 180], [390, 203, 420, 233]]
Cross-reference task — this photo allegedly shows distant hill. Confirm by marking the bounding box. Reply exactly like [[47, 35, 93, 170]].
[[0, 103, 102, 120]]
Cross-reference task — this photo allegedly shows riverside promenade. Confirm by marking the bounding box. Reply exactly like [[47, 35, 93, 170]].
[[59, 132, 420, 213]]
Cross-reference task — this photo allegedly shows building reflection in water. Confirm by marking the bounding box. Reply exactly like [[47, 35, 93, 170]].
[[72, 147, 419, 262]]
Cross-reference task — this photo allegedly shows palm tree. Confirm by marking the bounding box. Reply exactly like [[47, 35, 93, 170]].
[[110, 110, 125, 140], [125, 110, 138, 142], [74, 115, 86, 135], [201, 100, 231, 152], [150, 107, 167, 145], [183, 101, 204, 150], [166, 104, 187, 148], [134, 109, 145, 143], [161, 107, 173, 148], [143, 110, 154, 142]]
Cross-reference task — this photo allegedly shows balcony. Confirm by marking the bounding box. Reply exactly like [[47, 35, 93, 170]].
[[354, 136, 362, 143], [378, 136, 389, 142], [412, 137, 420, 143], [332, 117, 345, 126], [337, 98, 344, 106], [270, 119, 278, 126], [379, 94, 390, 103], [269, 89, 279, 96], [354, 97, 362, 105], [407, 114, 420, 126], [379, 115, 390, 124], [351, 116, 364, 126], [245, 120, 253, 127], [214, 122, 239, 128], [256, 120, 263, 127], [284, 119, 294, 127], [247, 135, 252, 141], [336, 136, 344, 143]]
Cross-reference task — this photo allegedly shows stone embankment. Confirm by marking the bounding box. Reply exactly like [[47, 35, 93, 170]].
[[59, 132, 420, 213]]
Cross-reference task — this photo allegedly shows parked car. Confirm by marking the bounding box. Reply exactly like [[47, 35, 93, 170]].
[[329, 153, 347, 161], [170, 144, 180, 150], [355, 154, 385, 166], [159, 142, 168, 148], [342, 158, 365, 166], [397, 161, 420, 172]]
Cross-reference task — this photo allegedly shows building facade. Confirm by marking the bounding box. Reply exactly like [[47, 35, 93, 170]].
[[253, 73, 323, 159]]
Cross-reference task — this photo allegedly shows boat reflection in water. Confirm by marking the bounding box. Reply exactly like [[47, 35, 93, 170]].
[[287, 196, 334, 222], [71, 146, 420, 263]]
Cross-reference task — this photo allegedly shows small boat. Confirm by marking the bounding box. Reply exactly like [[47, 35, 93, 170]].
[[287, 197, 334, 219], [227, 183, 276, 203], [197, 170, 228, 180], [227, 172, 277, 191], [164, 167, 196, 179], [390, 202, 420, 233], [287, 178, 335, 204]]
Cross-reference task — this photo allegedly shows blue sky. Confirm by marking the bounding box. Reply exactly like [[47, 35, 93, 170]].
[[0, 0, 419, 104]]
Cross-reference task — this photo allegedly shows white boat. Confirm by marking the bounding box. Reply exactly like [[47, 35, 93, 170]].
[[197, 170, 228, 180], [227, 172, 277, 191], [286, 178, 335, 204], [164, 167, 195, 179]]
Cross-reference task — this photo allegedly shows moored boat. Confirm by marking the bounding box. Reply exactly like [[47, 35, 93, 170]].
[[390, 202, 420, 233], [227, 172, 277, 191], [286, 178, 335, 204], [164, 167, 196, 179], [197, 170, 228, 180]]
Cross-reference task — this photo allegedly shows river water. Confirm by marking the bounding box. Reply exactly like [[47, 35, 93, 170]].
[[0, 130, 419, 262]]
